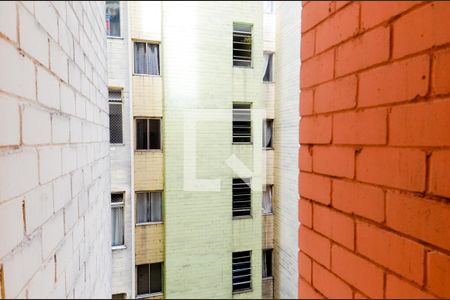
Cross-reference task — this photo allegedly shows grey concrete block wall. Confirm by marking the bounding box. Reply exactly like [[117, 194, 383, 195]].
[[0, 1, 111, 298]]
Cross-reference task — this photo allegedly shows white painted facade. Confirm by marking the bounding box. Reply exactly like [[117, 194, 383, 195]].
[[0, 1, 111, 298], [274, 2, 301, 299]]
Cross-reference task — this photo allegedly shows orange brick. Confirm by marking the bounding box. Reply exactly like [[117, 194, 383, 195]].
[[356, 148, 426, 192], [299, 277, 324, 299], [302, 1, 334, 32], [333, 108, 387, 145], [299, 146, 313, 172], [430, 150, 450, 198], [313, 204, 354, 250], [335, 1, 351, 11], [361, 1, 419, 30], [393, 2, 450, 58], [301, 49, 334, 88], [300, 115, 332, 144], [299, 251, 312, 283], [331, 244, 384, 298], [299, 172, 331, 205], [356, 221, 425, 284], [335, 26, 389, 76], [300, 89, 314, 116], [313, 146, 354, 178], [427, 251, 450, 298], [390, 99, 450, 146], [299, 226, 331, 268], [301, 30, 315, 61], [314, 75, 356, 114], [386, 274, 436, 299], [358, 55, 429, 107], [432, 49, 450, 95], [315, 3, 359, 53], [386, 191, 450, 251], [299, 198, 312, 228], [354, 292, 368, 299], [332, 180, 384, 222], [312, 262, 353, 299]]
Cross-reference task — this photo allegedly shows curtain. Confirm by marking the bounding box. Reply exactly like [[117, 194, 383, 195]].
[[111, 206, 124, 246], [137, 193, 150, 223], [134, 43, 146, 74], [151, 192, 162, 222], [262, 186, 273, 214], [264, 120, 272, 148], [262, 251, 268, 278], [147, 44, 160, 75]]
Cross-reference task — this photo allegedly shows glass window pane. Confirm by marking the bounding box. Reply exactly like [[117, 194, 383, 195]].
[[263, 53, 273, 82], [146, 44, 160, 75], [111, 206, 124, 246], [137, 193, 150, 224], [149, 120, 161, 149], [137, 265, 150, 295], [150, 263, 162, 293], [151, 192, 162, 222], [136, 119, 148, 150], [134, 43, 146, 74], [106, 1, 120, 37]]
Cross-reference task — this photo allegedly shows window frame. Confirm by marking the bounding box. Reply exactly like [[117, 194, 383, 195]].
[[133, 41, 161, 76], [262, 118, 274, 149], [106, 1, 122, 38], [109, 89, 124, 145], [135, 118, 162, 151], [232, 178, 252, 218], [233, 103, 252, 144], [232, 251, 252, 293], [262, 184, 273, 215], [233, 23, 253, 68], [136, 263, 164, 297], [111, 192, 125, 249], [263, 52, 274, 83], [135, 191, 164, 225], [262, 249, 273, 279]]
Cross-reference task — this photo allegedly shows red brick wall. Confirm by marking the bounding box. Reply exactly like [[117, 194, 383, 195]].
[[299, 1, 450, 298]]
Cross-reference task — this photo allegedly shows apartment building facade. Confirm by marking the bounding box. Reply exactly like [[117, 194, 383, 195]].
[[107, 1, 299, 298]]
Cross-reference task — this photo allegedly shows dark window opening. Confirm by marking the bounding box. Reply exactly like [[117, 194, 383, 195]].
[[263, 119, 273, 148], [262, 249, 273, 278], [263, 53, 273, 82], [137, 263, 163, 296], [233, 103, 251, 143], [232, 251, 252, 292], [232, 178, 251, 217], [233, 23, 252, 67], [136, 119, 161, 150]]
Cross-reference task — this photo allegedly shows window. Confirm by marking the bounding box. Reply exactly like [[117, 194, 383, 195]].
[[233, 178, 251, 217], [262, 185, 273, 215], [106, 1, 120, 37], [136, 119, 161, 150], [263, 53, 273, 82], [111, 193, 124, 247], [233, 103, 251, 143], [137, 263, 163, 296], [233, 23, 252, 67], [136, 192, 162, 224], [264, 1, 274, 14], [262, 249, 273, 278], [109, 90, 123, 144], [232, 251, 252, 292], [112, 293, 126, 299], [263, 119, 273, 148], [134, 42, 160, 75]]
